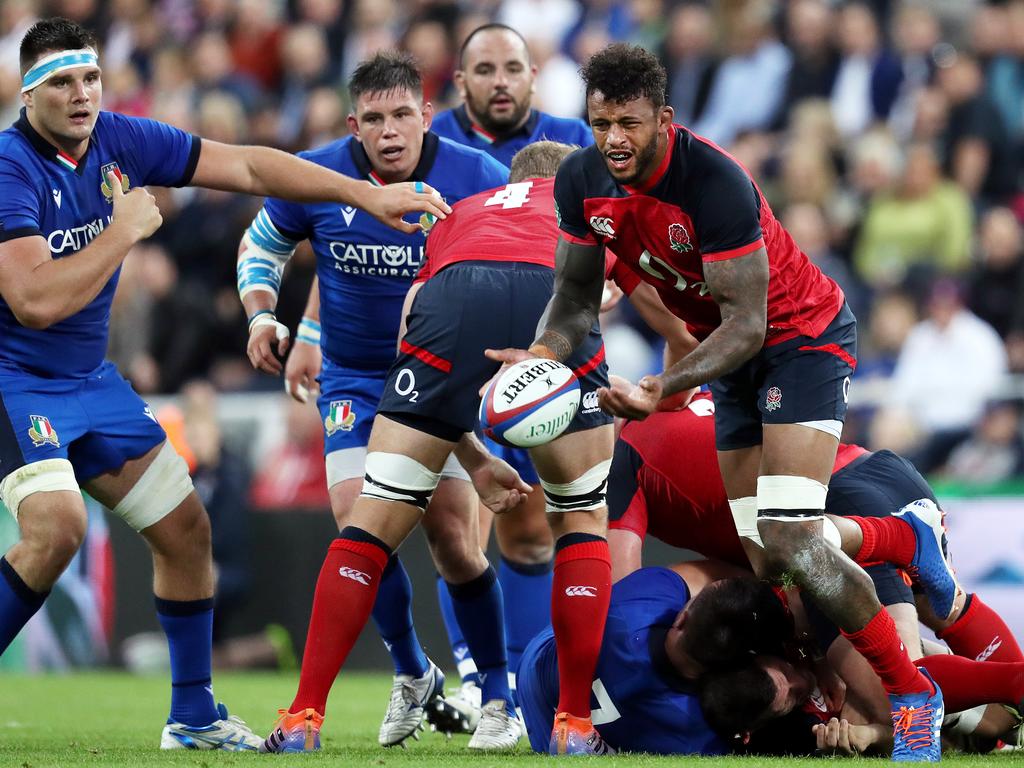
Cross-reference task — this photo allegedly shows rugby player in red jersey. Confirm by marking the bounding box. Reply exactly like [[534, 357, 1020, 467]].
[[486, 43, 943, 760]]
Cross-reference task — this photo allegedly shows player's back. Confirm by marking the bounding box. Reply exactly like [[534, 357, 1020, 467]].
[[588, 568, 728, 755], [256, 133, 508, 369], [417, 176, 559, 281]]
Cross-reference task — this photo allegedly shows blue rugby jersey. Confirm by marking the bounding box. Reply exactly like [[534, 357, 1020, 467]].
[[0, 109, 199, 378], [431, 105, 592, 167], [527, 567, 729, 755], [248, 133, 508, 369]]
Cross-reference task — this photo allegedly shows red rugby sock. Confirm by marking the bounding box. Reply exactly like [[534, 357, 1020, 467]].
[[849, 516, 915, 567], [843, 609, 932, 696], [938, 594, 1024, 663], [291, 536, 389, 715], [551, 537, 611, 719], [916, 654, 1024, 712]]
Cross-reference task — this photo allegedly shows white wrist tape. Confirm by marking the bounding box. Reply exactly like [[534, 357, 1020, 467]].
[[249, 313, 289, 342]]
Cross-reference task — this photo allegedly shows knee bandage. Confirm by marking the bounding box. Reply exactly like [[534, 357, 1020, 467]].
[[756, 475, 827, 521], [361, 452, 441, 511], [728, 496, 762, 547], [0, 459, 80, 517], [541, 460, 612, 514], [113, 441, 194, 531]]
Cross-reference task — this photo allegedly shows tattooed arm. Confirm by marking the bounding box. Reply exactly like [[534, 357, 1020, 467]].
[[598, 247, 768, 419]]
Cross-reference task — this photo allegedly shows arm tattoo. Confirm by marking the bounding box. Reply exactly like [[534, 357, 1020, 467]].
[[533, 237, 605, 361], [659, 247, 769, 394]]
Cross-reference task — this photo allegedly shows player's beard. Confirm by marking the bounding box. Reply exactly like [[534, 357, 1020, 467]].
[[468, 90, 529, 136], [611, 134, 659, 186]]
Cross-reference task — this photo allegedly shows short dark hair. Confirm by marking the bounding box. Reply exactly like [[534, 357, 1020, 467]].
[[677, 579, 792, 670], [349, 51, 423, 105], [580, 43, 667, 108], [458, 23, 530, 69], [20, 17, 97, 76], [700, 663, 777, 738], [509, 141, 576, 183]]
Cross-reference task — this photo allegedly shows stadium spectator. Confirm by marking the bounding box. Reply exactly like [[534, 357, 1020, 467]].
[[249, 399, 330, 512], [660, 3, 718, 129], [778, 0, 838, 123], [967, 206, 1024, 340], [943, 399, 1024, 484]]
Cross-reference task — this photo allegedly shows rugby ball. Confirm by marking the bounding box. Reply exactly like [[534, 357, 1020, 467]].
[[480, 359, 581, 448]]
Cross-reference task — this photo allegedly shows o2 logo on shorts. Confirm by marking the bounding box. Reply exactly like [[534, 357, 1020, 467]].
[[843, 376, 851, 404], [764, 386, 783, 412], [394, 369, 419, 402], [325, 400, 357, 435], [581, 390, 601, 414]]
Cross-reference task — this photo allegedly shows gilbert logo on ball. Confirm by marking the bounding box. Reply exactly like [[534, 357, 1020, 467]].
[[480, 359, 581, 448]]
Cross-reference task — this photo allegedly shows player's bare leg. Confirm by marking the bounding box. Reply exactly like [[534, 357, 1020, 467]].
[[530, 424, 615, 755], [86, 442, 259, 750]]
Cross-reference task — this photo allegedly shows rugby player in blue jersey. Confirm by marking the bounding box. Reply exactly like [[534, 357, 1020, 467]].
[[428, 23, 596, 725], [237, 52, 518, 751], [0, 18, 448, 752]]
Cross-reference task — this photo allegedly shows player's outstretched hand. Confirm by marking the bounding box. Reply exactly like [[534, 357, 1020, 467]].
[[479, 347, 535, 396], [598, 375, 662, 420], [470, 455, 531, 514], [109, 171, 162, 241], [813, 718, 881, 755], [247, 315, 290, 376], [364, 181, 451, 234], [284, 339, 322, 403]]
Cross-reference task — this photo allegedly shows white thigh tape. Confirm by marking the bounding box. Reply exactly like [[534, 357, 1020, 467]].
[[757, 474, 827, 521], [361, 451, 442, 511], [541, 460, 612, 513], [0, 459, 79, 517], [728, 496, 762, 546], [822, 516, 842, 548], [113, 441, 194, 531]]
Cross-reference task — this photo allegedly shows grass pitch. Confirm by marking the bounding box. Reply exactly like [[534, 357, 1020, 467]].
[[0, 671, 1016, 767]]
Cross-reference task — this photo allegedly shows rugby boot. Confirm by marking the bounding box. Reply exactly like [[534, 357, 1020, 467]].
[[548, 712, 615, 755], [260, 707, 323, 753], [890, 669, 944, 762]]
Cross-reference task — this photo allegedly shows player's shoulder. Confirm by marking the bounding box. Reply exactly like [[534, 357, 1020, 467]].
[[436, 134, 504, 168], [533, 111, 590, 141], [614, 566, 690, 604], [430, 108, 459, 132], [296, 136, 353, 171], [679, 127, 752, 184]]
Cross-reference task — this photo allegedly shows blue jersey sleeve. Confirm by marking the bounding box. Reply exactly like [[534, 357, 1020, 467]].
[[0, 157, 42, 242], [260, 195, 311, 243], [110, 112, 200, 188], [477, 152, 510, 188]]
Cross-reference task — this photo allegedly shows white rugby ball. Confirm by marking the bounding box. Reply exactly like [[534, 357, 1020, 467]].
[[480, 359, 581, 448]]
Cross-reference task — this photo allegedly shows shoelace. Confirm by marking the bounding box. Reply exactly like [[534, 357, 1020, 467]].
[[892, 705, 936, 751], [475, 708, 511, 738], [385, 679, 421, 720]]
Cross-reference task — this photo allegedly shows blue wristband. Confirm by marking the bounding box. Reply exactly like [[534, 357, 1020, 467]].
[[247, 308, 275, 331], [297, 317, 321, 346]]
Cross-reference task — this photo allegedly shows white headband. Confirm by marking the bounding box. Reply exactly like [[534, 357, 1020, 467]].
[[21, 48, 99, 93]]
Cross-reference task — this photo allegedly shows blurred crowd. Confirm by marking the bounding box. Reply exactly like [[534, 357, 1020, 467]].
[[2, 0, 1024, 481]]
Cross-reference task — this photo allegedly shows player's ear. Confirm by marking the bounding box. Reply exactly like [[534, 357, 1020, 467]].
[[346, 113, 360, 140], [659, 105, 674, 130], [672, 608, 688, 631], [453, 68, 466, 97], [422, 101, 434, 131]]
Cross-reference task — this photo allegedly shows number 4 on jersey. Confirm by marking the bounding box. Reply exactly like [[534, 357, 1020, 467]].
[[484, 181, 533, 209]]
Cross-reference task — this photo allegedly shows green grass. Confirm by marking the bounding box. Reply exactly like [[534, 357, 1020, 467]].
[[0, 672, 1016, 767]]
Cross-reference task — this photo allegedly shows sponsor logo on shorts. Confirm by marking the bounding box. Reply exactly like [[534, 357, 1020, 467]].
[[581, 390, 600, 413], [765, 386, 783, 412], [325, 400, 357, 435], [589, 216, 616, 239], [668, 223, 693, 253], [100, 161, 130, 202], [27, 415, 60, 447], [564, 585, 597, 597], [338, 566, 370, 585]]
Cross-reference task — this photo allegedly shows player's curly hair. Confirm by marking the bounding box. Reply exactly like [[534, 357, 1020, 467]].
[[677, 578, 792, 670], [700, 663, 778, 738], [20, 17, 98, 75], [349, 50, 423, 104], [509, 141, 577, 183], [580, 43, 666, 108]]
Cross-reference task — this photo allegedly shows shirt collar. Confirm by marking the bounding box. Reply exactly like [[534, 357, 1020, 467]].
[[454, 103, 538, 144], [14, 107, 91, 175], [349, 130, 440, 186]]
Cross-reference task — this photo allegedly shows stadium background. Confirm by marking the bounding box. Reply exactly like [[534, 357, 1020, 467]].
[[1, 0, 1024, 676]]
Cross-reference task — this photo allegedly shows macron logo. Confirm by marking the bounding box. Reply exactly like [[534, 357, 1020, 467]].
[[589, 216, 615, 239], [339, 566, 370, 585], [565, 586, 597, 597], [52, 189, 62, 208]]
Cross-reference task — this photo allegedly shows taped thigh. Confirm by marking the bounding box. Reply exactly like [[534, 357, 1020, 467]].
[[757, 474, 827, 522], [540, 460, 612, 514], [0, 459, 80, 517], [360, 451, 441, 511], [113, 441, 194, 531], [326, 446, 367, 488]]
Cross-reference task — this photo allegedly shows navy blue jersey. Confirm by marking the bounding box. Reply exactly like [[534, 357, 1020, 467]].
[[521, 567, 728, 755], [0, 109, 199, 378], [250, 133, 508, 370], [431, 106, 593, 167]]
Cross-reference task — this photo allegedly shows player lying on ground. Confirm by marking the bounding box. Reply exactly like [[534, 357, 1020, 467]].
[[606, 390, 1024, 754], [0, 17, 446, 752], [240, 51, 512, 750], [487, 42, 944, 760]]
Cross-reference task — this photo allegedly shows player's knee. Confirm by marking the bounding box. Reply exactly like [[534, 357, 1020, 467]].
[[360, 452, 440, 512], [423, 521, 487, 582], [113, 441, 195, 532], [540, 460, 612, 515], [496, 517, 554, 564]]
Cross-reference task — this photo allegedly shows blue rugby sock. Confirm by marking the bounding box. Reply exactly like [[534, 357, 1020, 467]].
[[437, 574, 479, 685], [156, 596, 219, 726], [0, 557, 47, 654], [447, 566, 514, 714], [371, 555, 429, 677], [499, 556, 553, 680]]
